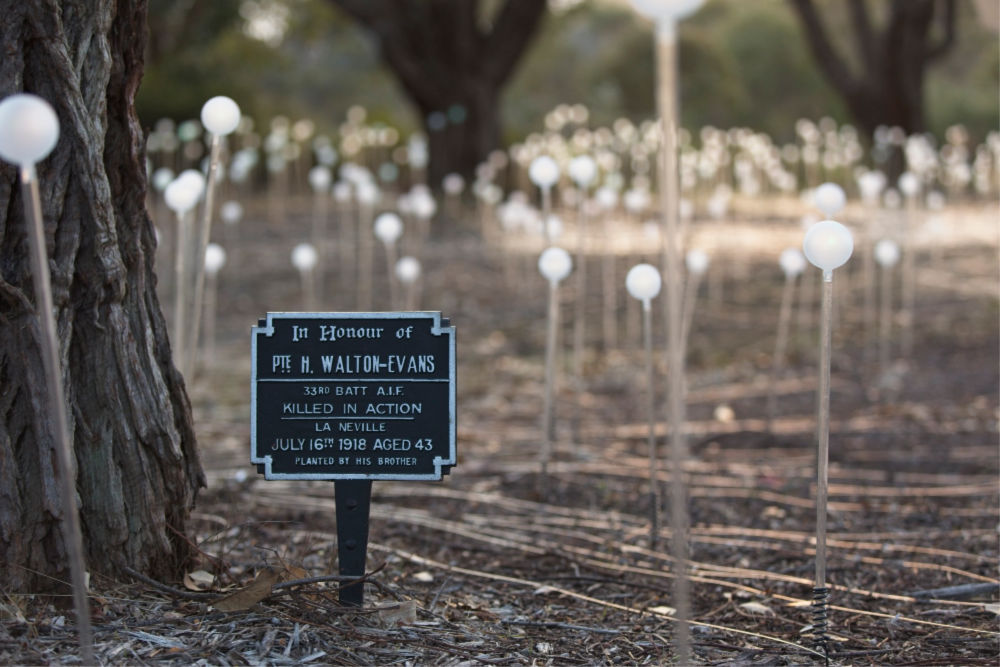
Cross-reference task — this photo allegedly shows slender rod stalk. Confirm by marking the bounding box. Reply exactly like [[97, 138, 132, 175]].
[[642, 301, 660, 546], [188, 134, 222, 377], [767, 273, 797, 431], [540, 280, 560, 490], [656, 28, 692, 666], [815, 273, 833, 590], [21, 167, 95, 664]]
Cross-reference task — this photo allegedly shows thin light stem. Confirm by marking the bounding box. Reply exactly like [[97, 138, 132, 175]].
[[384, 242, 398, 310], [313, 191, 329, 304], [815, 273, 834, 590], [21, 166, 95, 664], [656, 29, 692, 666], [188, 134, 222, 377], [901, 199, 917, 357], [173, 210, 190, 374], [540, 279, 560, 493], [358, 204, 373, 311], [642, 300, 660, 547], [879, 263, 893, 379], [767, 273, 797, 432]]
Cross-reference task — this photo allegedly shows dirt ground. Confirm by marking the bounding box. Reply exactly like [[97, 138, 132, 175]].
[[3, 195, 998, 665]]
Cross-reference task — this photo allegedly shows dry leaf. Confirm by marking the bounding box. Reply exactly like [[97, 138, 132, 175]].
[[740, 601, 775, 615], [648, 605, 677, 616], [377, 600, 417, 625], [184, 570, 216, 591], [213, 568, 281, 612], [282, 565, 309, 582]]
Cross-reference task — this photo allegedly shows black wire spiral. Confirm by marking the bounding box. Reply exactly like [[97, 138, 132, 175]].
[[811, 586, 830, 664]]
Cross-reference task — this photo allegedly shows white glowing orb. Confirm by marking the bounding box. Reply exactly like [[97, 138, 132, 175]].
[[152, 167, 175, 192], [164, 170, 205, 214], [898, 171, 921, 198], [0, 94, 60, 166], [443, 173, 464, 195], [568, 155, 597, 188], [529, 155, 560, 189], [803, 220, 854, 273], [813, 182, 846, 217], [685, 248, 709, 275], [874, 239, 900, 267], [200, 96, 241, 136], [779, 247, 806, 277], [308, 165, 332, 193], [204, 243, 227, 275], [538, 246, 572, 283], [395, 256, 421, 284], [630, 0, 704, 23], [626, 263, 662, 301], [374, 212, 403, 244], [545, 214, 563, 240], [291, 243, 318, 272], [220, 200, 243, 225]]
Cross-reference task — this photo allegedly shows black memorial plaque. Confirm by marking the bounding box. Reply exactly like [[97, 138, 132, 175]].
[[251, 312, 456, 480]]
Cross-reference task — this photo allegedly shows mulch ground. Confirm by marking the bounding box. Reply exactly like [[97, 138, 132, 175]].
[[2, 196, 997, 665]]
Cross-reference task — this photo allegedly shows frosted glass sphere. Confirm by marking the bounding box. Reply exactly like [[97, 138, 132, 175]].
[[803, 220, 854, 272], [355, 181, 379, 206], [291, 243, 318, 271], [925, 190, 945, 211], [813, 182, 846, 217], [529, 155, 559, 189], [0, 94, 60, 165], [411, 191, 437, 219], [204, 243, 227, 274], [374, 212, 403, 244], [626, 263, 662, 301], [685, 248, 709, 275], [332, 181, 352, 203], [898, 171, 921, 198], [857, 170, 886, 205], [220, 200, 243, 225], [442, 173, 464, 195], [538, 246, 572, 283], [308, 165, 332, 193], [779, 247, 806, 277], [152, 167, 174, 192], [545, 214, 563, 240], [568, 155, 597, 188], [630, 0, 704, 22], [874, 239, 900, 267], [395, 256, 421, 284], [200, 96, 241, 136], [164, 170, 205, 213], [595, 186, 618, 210]]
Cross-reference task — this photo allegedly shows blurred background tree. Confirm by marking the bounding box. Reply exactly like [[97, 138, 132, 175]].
[[137, 0, 999, 177]]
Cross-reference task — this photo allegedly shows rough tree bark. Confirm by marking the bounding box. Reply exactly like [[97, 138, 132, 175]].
[[788, 0, 957, 140], [329, 0, 548, 187], [0, 0, 204, 593]]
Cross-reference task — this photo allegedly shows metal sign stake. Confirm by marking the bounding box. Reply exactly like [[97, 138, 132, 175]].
[[335, 479, 373, 606]]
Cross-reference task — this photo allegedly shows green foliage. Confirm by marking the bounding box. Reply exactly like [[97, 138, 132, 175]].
[[136, 0, 998, 144]]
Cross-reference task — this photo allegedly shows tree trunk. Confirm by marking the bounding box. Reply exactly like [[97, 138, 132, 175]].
[[329, 0, 547, 187], [0, 0, 204, 594], [422, 82, 501, 188], [788, 0, 956, 143]]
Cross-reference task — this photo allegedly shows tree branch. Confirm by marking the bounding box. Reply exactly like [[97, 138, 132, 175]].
[[925, 0, 957, 62], [847, 0, 878, 72], [786, 0, 861, 99], [481, 0, 547, 85]]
